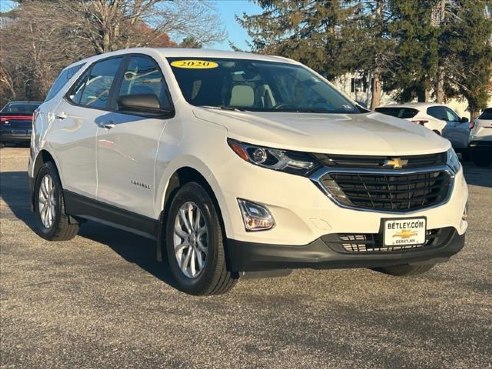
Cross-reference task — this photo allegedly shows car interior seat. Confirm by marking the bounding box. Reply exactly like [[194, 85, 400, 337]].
[[229, 85, 255, 108]]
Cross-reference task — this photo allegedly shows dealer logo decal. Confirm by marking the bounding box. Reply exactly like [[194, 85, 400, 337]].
[[393, 229, 418, 239]]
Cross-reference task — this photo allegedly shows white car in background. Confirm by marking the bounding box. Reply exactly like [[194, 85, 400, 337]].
[[375, 103, 471, 156], [469, 107, 492, 167]]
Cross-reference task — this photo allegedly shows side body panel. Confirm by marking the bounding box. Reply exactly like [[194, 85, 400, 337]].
[[96, 112, 166, 218], [46, 99, 99, 198]]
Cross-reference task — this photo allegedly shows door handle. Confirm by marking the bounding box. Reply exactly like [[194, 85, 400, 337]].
[[55, 112, 67, 120], [97, 121, 115, 129]]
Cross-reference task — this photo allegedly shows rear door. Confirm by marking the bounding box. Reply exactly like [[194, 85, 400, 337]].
[[50, 56, 124, 198], [96, 54, 174, 218]]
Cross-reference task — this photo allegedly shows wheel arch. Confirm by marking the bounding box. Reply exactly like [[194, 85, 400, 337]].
[[30, 150, 59, 210], [161, 166, 229, 231], [156, 159, 233, 239]]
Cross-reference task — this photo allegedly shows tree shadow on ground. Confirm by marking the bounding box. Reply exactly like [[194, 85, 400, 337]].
[[0, 170, 176, 289]]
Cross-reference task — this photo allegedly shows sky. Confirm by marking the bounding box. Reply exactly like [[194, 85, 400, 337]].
[[0, 0, 263, 51], [213, 0, 263, 50]]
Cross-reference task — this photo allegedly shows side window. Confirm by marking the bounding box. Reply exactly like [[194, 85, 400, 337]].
[[444, 107, 460, 122], [45, 64, 84, 102], [427, 106, 447, 121], [117, 55, 172, 111], [68, 57, 123, 109], [400, 108, 418, 119]]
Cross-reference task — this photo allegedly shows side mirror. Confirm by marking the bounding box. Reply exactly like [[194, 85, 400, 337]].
[[117, 94, 172, 117], [460, 116, 469, 123]]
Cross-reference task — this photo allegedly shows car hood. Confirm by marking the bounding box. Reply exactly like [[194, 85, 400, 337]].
[[193, 108, 451, 155]]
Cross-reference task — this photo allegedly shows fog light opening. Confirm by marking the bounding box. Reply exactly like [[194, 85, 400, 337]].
[[237, 199, 275, 231]]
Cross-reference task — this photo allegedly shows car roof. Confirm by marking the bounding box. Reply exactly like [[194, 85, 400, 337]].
[[66, 47, 299, 69]]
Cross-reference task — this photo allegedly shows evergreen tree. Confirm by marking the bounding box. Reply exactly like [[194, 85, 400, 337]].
[[446, 0, 491, 117], [384, 0, 440, 102], [239, 0, 360, 79], [347, 0, 394, 108]]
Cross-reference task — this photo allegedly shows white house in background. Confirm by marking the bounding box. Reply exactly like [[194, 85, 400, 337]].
[[333, 72, 492, 119]]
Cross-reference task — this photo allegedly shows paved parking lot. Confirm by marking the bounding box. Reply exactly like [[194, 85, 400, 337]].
[[1, 147, 491, 369]]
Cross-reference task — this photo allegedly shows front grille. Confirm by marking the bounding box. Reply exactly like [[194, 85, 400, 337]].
[[312, 152, 447, 169], [322, 228, 453, 253], [320, 171, 451, 211]]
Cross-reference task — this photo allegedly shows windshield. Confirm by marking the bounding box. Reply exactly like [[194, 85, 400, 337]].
[[167, 58, 360, 114]]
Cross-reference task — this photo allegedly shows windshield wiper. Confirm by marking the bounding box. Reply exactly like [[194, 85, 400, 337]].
[[199, 105, 248, 112]]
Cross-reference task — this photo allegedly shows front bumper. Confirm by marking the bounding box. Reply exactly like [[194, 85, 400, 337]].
[[215, 156, 468, 246], [226, 228, 464, 272]]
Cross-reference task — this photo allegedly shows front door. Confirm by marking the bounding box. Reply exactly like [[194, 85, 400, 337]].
[[96, 54, 173, 218]]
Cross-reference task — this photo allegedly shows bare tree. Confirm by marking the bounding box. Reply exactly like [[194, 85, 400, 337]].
[[0, 0, 226, 104], [0, 1, 93, 102], [67, 0, 226, 54]]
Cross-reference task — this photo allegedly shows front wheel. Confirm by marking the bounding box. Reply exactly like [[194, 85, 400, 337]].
[[165, 182, 236, 295], [34, 162, 79, 241], [373, 264, 435, 276]]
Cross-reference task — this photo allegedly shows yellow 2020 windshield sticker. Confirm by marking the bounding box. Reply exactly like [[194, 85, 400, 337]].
[[170, 60, 218, 69]]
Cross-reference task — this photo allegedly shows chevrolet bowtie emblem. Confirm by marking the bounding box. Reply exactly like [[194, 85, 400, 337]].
[[384, 158, 408, 169], [393, 229, 418, 239]]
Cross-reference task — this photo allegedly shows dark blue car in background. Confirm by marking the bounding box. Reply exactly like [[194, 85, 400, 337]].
[[0, 101, 42, 146]]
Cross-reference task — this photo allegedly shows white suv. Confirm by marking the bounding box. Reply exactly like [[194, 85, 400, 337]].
[[29, 48, 468, 295], [375, 103, 471, 155]]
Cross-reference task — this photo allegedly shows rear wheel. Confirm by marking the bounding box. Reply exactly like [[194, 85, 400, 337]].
[[165, 182, 236, 295], [373, 264, 435, 276], [34, 162, 79, 241]]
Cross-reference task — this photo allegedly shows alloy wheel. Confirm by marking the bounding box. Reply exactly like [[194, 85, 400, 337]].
[[173, 201, 208, 278], [38, 174, 56, 229]]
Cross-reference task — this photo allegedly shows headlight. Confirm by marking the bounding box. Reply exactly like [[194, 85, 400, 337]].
[[227, 138, 319, 176], [446, 148, 461, 174]]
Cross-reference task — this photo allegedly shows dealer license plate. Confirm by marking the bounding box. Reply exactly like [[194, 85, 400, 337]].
[[383, 218, 427, 247]]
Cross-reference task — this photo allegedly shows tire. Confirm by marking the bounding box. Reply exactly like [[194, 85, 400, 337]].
[[373, 264, 435, 276], [34, 161, 79, 241], [165, 182, 236, 295]]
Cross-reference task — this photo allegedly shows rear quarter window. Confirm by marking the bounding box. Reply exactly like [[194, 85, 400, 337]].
[[400, 108, 418, 119], [45, 63, 85, 102], [375, 107, 400, 117]]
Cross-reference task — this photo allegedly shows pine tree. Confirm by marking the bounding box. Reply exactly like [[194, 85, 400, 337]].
[[384, 0, 440, 102], [346, 0, 394, 108], [446, 0, 491, 118], [238, 0, 360, 79]]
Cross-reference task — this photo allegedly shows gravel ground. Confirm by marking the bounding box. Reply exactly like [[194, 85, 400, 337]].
[[1, 147, 491, 369]]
